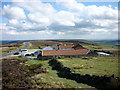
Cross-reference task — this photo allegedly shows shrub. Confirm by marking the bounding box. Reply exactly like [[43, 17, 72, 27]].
[[73, 65, 84, 69], [2, 58, 46, 88], [28, 64, 42, 70], [34, 68, 48, 74], [82, 57, 89, 60]]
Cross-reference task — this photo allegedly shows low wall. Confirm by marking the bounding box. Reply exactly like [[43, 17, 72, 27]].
[[38, 55, 86, 60], [49, 58, 120, 89]]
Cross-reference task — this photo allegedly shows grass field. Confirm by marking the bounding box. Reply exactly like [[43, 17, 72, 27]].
[[58, 56, 119, 77], [25, 59, 94, 88], [2, 56, 119, 88], [25, 56, 119, 88]]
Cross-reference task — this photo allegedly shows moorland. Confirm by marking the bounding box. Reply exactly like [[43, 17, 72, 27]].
[[1, 39, 119, 89]]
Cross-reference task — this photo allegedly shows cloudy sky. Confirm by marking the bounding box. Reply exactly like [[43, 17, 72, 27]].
[[0, 0, 119, 40]]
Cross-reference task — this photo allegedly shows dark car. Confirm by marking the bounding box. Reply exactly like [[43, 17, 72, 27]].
[[25, 54, 31, 56], [13, 52, 20, 55]]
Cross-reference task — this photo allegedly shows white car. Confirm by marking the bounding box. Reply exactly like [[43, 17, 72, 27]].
[[19, 49, 28, 52]]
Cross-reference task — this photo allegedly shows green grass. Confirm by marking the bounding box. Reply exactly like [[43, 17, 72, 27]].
[[25, 59, 94, 88], [58, 56, 119, 77], [28, 42, 45, 49], [83, 44, 117, 50], [81, 40, 117, 48], [95, 42, 117, 48], [83, 45, 102, 50], [4, 56, 118, 88]]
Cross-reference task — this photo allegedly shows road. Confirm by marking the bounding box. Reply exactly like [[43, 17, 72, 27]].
[[0, 42, 30, 59]]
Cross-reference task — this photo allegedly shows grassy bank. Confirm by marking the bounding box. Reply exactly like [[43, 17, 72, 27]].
[[3, 56, 118, 88], [25, 59, 93, 88], [58, 56, 119, 77]]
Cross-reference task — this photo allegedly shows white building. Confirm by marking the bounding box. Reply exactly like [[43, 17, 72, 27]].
[[97, 52, 111, 56]]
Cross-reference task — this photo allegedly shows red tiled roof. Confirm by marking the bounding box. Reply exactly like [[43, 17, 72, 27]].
[[74, 46, 85, 50], [42, 49, 90, 56], [59, 43, 86, 49], [72, 43, 79, 46], [59, 45, 74, 48], [73, 44, 86, 49]]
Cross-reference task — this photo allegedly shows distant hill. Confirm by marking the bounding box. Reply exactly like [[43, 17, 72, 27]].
[[93, 40, 119, 45], [93, 40, 119, 48], [0, 40, 35, 45], [48, 39, 119, 49], [1, 39, 119, 49], [1, 41, 23, 45]]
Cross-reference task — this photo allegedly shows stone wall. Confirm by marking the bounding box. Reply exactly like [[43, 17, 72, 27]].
[[49, 58, 120, 89]]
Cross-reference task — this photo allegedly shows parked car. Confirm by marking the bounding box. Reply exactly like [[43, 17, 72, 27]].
[[19, 49, 28, 52], [30, 53, 35, 56], [34, 50, 41, 55], [13, 52, 20, 55], [25, 54, 31, 56]]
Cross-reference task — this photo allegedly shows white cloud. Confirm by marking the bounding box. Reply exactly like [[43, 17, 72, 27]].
[[56, 0, 85, 12], [1, 0, 118, 40], [57, 32, 65, 35], [5, 30, 19, 35], [28, 13, 50, 26], [8, 19, 19, 27], [86, 5, 118, 20], [91, 19, 118, 28], [0, 24, 16, 30], [3, 5, 26, 20], [54, 10, 80, 26]]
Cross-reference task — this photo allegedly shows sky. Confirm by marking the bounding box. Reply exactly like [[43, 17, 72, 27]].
[[0, 0, 119, 40]]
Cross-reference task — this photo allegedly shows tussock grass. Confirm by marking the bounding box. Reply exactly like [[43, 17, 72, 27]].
[[26, 59, 94, 88], [58, 56, 119, 77]]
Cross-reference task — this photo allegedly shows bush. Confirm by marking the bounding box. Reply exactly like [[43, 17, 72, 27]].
[[28, 64, 42, 70], [34, 68, 48, 74], [2, 58, 32, 88], [2, 58, 46, 88], [82, 57, 89, 60], [73, 65, 84, 69]]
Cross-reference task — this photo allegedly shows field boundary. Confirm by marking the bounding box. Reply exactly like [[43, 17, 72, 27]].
[[48, 58, 119, 89]]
